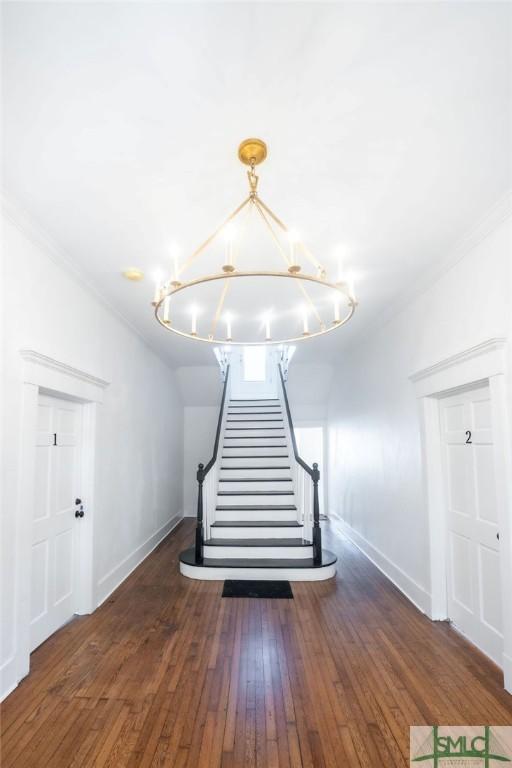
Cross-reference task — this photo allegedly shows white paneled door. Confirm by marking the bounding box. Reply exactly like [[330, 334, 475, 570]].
[[440, 384, 503, 664], [30, 394, 82, 651]]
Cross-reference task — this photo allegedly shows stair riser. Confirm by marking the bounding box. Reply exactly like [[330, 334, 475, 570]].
[[224, 432, 286, 441], [223, 440, 287, 448], [226, 419, 284, 427], [228, 404, 283, 414], [180, 562, 337, 581], [215, 509, 298, 521], [227, 411, 282, 417], [210, 526, 303, 539], [229, 400, 280, 407], [220, 467, 291, 478], [217, 494, 295, 505], [218, 480, 293, 492], [203, 545, 313, 559], [222, 448, 289, 457]]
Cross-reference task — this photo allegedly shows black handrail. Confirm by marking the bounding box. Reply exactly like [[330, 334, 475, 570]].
[[278, 362, 322, 564], [195, 365, 230, 564]]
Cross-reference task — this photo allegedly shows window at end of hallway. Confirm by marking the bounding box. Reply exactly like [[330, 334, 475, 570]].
[[243, 346, 266, 382]]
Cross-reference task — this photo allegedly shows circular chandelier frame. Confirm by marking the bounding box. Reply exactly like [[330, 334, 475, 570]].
[[152, 138, 358, 346], [154, 270, 356, 345]]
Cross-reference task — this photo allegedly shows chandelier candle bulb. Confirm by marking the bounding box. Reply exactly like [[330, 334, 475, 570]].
[[191, 308, 197, 336], [153, 273, 162, 305], [226, 315, 232, 341], [163, 296, 171, 324], [334, 300, 340, 323], [265, 316, 271, 340], [302, 311, 309, 335]]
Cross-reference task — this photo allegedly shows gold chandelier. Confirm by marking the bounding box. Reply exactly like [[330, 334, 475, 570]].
[[152, 139, 357, 345]]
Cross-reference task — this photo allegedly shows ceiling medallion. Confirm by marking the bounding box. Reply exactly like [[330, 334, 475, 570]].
[[152, 139, 357, 345]]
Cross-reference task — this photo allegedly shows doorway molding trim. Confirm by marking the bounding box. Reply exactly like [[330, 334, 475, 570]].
[[14, 349, 109, 688], [410, 337, 512, 692]]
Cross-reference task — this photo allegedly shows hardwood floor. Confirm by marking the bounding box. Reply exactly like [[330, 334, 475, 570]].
[[2, 519, 511, 767]]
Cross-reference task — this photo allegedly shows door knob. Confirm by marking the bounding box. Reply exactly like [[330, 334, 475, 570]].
[[75, 498, 82, 505], [75, 506, 84, 518]]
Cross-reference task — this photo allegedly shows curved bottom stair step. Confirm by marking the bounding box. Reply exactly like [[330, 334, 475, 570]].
[[205, 537, 312, 547], [179, 547, 338, 581], [204, 537, 314, 559], [211, 520, 304, 538]]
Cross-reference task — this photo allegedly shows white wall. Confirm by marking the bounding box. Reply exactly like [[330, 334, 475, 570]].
[[327, 214, 512, 613], [1, 208, 184, 699], [285, 363, 332, 421], [183, 406, 219, 517]]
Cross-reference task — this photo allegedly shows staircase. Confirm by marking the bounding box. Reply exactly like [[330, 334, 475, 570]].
[[179, 362, 337, 581]]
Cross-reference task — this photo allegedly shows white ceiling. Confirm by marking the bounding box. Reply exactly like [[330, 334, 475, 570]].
[[2, 2, 511, 367]]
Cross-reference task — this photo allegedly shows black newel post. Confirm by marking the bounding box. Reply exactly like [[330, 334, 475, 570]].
[[312, 462, 322, 565], [195, 462, 205, 564]]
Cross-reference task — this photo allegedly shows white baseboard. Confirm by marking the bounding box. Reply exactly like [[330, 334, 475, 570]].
[[331, 514, 431, 615], [0, 655, 18, 703], [504, 653, 512, 695], [95, 514, 182, 607]]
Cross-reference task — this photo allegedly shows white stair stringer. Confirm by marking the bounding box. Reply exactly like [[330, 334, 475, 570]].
[[180, 395, 337, 581]]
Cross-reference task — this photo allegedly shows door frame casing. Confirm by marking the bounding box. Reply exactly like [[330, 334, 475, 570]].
[[15, 350, 109, 684], [411, 338, 512, 692]]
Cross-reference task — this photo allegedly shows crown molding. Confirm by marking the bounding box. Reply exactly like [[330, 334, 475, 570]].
[[20, 349, 110, 389], [1, 192, 177, 372], [446, 189, 512, 263], [409, 337, 507, 384]]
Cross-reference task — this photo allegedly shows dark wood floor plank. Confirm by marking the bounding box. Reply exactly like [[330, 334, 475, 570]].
[[2, 518, 511, 768]]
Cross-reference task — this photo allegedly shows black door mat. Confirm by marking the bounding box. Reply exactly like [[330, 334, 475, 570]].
[[222, 580, 293, 599]]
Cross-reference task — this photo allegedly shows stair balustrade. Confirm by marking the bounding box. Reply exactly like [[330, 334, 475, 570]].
[[195, 365, 231, 564]]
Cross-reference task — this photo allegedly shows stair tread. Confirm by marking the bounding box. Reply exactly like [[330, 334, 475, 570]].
[[224, 444, 288, 447], [216, 504, 297, 510], [224, 437, 286, 440], [204, 538, 312, 547], [219, 478, 292, 482], [230, 399, 280, 402], [220, 466, 291, 470], [180, 548, 337, 569], [217, 490, 294, 496], [212, 520, 302, 528], [222, 455, 289, 459], [226, 427, 285, 430], [227, 419, 283, 422]]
